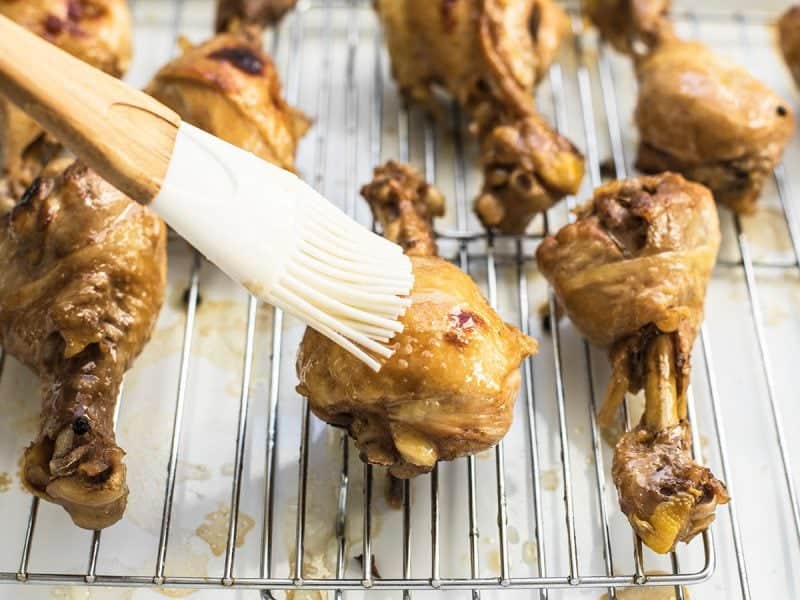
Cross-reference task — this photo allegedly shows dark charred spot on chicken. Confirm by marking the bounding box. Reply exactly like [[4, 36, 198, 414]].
[[72, 415, 91, 436], [208, 46, 265, 75], [444, 308, 484, 346], [43, 14, 65, 36], [777, 105, 788, 117]]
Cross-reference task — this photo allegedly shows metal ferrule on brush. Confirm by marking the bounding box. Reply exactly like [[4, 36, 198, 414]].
[[151, 122, 413, 370]]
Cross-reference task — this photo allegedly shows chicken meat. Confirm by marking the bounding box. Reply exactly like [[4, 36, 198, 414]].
[[0, 0, 132, 209], [634, 39, 794, 213], [296, 161, 537, 478], [375, 0, 584, 233], [582, 0, 673, 55], [778, 6, 800, 89], [0, 161, 167, 529], [585, 1, 794, 213], [536, 173, 728, 553], [146, 28, 310, 173], [215, 0, 297, 32]]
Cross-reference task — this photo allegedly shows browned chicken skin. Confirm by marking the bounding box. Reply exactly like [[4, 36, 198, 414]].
[[146, 29, 310, 173], [778, 6, 800, 89], [582, 0, 673, 55], [296, 162, 537, 478], [536, 174, 728, 553], [216, 0, 298, 32], [0, 0, 132, 208], [634, 40, 795, 213], [0, 162, 167, 529], [585, 1, 795, 213], [375, 0, 584, 233]]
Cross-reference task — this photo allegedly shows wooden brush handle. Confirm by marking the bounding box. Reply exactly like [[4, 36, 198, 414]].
[[0, 14, 181, 204]]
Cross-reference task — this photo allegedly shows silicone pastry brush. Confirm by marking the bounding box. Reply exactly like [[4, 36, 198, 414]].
[[0, 14, 412, 370]]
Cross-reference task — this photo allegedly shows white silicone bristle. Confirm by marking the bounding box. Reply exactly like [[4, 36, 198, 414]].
[[153, 123, 413, 372], [268, 196, 413, 370]]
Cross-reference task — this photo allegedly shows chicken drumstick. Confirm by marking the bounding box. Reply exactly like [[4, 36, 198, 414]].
[[146, 27, 309, 173], [375, 0, 584, 233], [0, 162, 167, 529], [585, 0, 794, 213], [296, 161, 537, 478], [536, 173, 728, 553]]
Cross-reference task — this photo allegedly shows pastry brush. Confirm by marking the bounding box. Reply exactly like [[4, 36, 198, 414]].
[[0, 14, 411, 371]]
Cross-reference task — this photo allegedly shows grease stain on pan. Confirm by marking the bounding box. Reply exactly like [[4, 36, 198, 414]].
[[195, 503, 255, 556]]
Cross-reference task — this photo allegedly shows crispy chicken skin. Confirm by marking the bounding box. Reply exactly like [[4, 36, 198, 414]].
[[296, 162, 537, 478], [375, 0, 584, 233], [0, 0, 132, 211], [0, 162, 167, 529], [146, 29, 310, 173], [778, 6, 800, 89], [215, 0, 297, 32], [634, 39, 795, 213], [537, 173, 728, 553], [585, 1, 794, 213], [582, 0, 673, 55]]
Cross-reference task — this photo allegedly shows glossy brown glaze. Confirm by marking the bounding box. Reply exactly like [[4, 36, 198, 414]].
[[584, 0, 794, 214], [0, 162, 166, 529], [537, 173, 726, 553], [296, 162, 537, 478], [634, 39, 795, 213], [613, 421, 729, 553], [146, 29, 310, 173], [375, 0, 584, 233], [537, 173, 719, 350]]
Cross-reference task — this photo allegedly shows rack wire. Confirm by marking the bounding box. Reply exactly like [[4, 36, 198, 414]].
[[1, 1, 799, 598]]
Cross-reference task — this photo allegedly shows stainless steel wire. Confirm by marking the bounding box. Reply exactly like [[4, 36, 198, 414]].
[[1, 1, 796, 596]]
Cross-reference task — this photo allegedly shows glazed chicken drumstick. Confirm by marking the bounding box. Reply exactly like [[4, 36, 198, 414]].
[[584, 0, 795, 213], [375, 0, 584, 233], [0, 0, 132, 210], [537, 173, 729, 553], [296, 161, 537, 478], [0, 161, 167, 529], [146, 26, 309, 173]]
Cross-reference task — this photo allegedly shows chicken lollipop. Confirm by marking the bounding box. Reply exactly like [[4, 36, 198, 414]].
[[375, 0, 584, 233], [536, 173, 728, 553], [0, 161, 167, 529], [146, 28, 309, 173], [296, 161, 537, 478], [0, 0, 132, 209]]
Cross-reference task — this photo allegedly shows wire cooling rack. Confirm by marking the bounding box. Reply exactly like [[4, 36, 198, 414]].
[[1, 1, 799, 599]]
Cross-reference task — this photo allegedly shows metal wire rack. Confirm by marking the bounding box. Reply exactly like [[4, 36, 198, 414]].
[[1, 1, 799, 598]]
